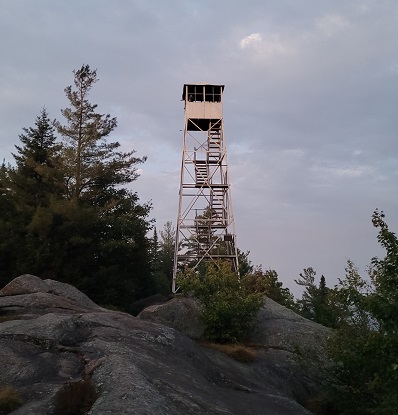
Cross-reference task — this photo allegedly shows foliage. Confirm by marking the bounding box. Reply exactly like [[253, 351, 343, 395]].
[[0, 65, 154, 310], [237, 249, 254, 277], [177, 261, 264, 343], [0, 384, 22, 414], [179, 207, 237, 273], [150, 221, 176, 295], [0, 109, 60, 287], [295, 268, 340, 328], [54, 65, 145, 201], [159, 221, 176, 282], [245, 267, 295, 309], [324, 210, 398, 415], [11, 107, 62, 205], [53, 379, 97, 415]]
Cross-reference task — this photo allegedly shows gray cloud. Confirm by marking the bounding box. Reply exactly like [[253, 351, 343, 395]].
[[1, 0, 397, 293]]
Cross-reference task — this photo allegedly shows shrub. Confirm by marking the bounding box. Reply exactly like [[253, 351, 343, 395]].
[[177, 261, 265, 343], [53, 379, 97, 415], [0, 384, 22, 414]]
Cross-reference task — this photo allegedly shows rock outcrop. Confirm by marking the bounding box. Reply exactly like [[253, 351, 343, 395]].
[[139, 296, 330, 407], [138, 296, 205, 339], [0, 275, 320, 414]]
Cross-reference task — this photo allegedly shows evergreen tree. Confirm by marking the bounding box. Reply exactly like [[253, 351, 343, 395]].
[[294, 267, 318, 319], [6, 107, 61, 208], [237, 249, 253, 277], [0, 161, 25, 286], [295, 268, 339, 327], [159, 221, 175, 284], [0, 65, 154, 311], [54, 64, 146, 201], [0, 109, 61, 285], [13, 108, 58, 175], [149, 221, 176, 295], [46, 64, 153, 308]]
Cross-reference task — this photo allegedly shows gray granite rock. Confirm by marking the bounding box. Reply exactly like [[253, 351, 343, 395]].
[[251, 297, 331, 352], [138, 296, 205, 339], [139, 296, 331, 405], [0, 275, 314, 414]]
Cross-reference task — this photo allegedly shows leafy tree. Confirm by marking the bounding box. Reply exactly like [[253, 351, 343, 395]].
[[369, 209, 398, 332], [324, 210, 398, 414], [245, 267, 295, 309], [177, 261, 265, 343]]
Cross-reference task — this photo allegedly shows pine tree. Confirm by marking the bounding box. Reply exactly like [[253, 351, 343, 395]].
[[149, 222, 176, 295], [9, 107, 61, 207], [0, 109, 61, 284], [294, 267, 318, 319], [0, 65, 154, 311], [54, 64, 146, 201], [159, 221, 175, 284], [237, 249, 253, 277], [295, 268, 338, 327], [13, 107, 57, 174], [49, 65, 153, 308], [0, 161, 24, 286]]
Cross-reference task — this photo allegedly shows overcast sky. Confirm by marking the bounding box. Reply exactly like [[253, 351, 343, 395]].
[[1, 0, 397, 295]]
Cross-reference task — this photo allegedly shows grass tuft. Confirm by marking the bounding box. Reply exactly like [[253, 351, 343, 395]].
[[0, 315, 24, 323], [202, 342, 257, 363], [0, 384, 23, 414], [53, 379, 97, 415]]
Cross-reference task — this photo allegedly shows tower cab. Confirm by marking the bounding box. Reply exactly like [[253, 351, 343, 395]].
[[182, 83, 224, 131]]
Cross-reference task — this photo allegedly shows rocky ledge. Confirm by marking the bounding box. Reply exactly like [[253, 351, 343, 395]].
[[0, 275, 328, 414]]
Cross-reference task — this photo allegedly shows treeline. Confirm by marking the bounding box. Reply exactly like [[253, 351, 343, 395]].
[[0, 65, 171, 311]]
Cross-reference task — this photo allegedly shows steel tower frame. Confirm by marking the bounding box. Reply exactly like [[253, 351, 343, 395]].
[[172, 83, 239, 293]]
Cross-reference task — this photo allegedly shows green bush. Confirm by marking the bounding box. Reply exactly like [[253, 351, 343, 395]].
[[53, 379, 97, 415], [177, 261, 264, 343], [0, 384, 22, 414], [317, 211, 398, 415]]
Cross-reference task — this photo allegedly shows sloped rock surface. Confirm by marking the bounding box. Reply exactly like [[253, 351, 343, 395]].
[[0, 275, 312, 414], [252, 297, 331, 351], [139, 296, 331, 405], [138, 296, 205, 339]]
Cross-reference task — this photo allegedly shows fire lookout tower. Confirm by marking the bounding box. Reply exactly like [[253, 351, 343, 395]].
[[172, 83, 239, 292]]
